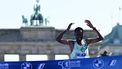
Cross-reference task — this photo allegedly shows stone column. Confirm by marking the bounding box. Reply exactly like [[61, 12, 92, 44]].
[[48, 53, 55, 60], [19, 54, 26, 61], [47, 50, 55, 60], [0, 54, 4, 61]]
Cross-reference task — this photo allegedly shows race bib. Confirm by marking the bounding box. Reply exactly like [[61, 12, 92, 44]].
[[76, 53, 86, 58]]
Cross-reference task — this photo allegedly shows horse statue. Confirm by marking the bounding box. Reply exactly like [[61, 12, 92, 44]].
[[30, 0, 43, 26], [22, 15, 28, 26], [44, 17, 50, 26]]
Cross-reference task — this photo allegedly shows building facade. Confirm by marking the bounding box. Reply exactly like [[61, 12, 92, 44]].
[[99, 23, 122, 56], [0, 26, 100, 61]]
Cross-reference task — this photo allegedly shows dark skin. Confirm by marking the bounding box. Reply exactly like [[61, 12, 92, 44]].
[[56, 20, 103, 52]]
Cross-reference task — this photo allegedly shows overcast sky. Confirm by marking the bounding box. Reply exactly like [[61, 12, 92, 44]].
[[0, 0, 122, 36]]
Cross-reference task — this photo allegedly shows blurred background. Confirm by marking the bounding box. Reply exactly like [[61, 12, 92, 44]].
[[0, 0, 122, 61]]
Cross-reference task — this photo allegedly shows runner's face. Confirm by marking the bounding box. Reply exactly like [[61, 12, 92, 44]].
[[74, 30, 83, 41]]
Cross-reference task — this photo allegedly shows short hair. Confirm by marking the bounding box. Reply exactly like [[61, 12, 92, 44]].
[[74, 27, 83, 33]]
